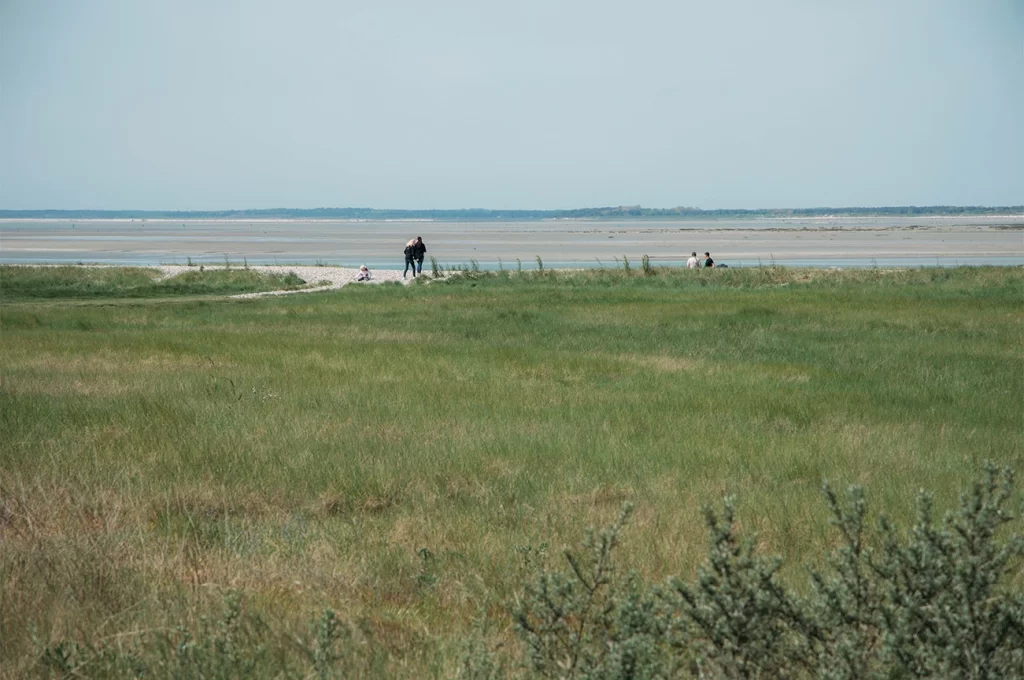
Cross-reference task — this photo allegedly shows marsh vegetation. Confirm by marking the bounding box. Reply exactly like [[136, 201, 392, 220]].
[[0, 265, 308, 302], [1, 265, 1021, 677]]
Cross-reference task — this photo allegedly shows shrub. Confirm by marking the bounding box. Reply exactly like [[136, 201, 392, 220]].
[[807, 483, 883, 679], [512, 504, 682, 679], [282, 271, 306, 287], [871, 465, 1024, 678], [671, 498, 817, 679], [492, 465, 1024, 679]]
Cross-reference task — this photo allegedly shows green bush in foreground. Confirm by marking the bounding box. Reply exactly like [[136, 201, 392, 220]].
[[34, 466, 1021, 679], [493, 464, 1023, 679]]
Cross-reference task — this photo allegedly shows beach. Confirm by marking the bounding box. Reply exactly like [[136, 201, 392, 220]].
[[1, 216, 1022, 268]]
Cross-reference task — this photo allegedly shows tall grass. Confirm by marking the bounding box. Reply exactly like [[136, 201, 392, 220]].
[[0, 265, 308, 302], [1, 266, 1021, 677]]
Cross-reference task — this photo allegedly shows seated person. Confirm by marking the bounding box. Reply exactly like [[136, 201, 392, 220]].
[[703, 252, 715, 268], [356, 265, 372, 281]]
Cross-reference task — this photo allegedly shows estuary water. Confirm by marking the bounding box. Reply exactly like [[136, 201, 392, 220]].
[[1, 215, 1022, 269]]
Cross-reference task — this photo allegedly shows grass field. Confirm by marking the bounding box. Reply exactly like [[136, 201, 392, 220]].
[[0, 265, 310, 302], [1, 265, 1021, 677]]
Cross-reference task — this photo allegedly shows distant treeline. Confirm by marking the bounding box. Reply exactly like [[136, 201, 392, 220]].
[[2, 205, 1021, 220]]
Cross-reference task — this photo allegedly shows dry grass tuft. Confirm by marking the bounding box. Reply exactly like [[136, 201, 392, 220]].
[[362, 496, 393, 514], [620, 353, 701, 373]]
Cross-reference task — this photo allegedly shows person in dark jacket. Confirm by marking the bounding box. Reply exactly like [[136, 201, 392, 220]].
[[703, 252, 715, 268], [403, 238, 417, 278], [412, 236, 426, 274]]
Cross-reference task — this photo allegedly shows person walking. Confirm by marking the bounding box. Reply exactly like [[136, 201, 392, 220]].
[[412, 236, 426, 275], [403, 238, 417, 278], [686, 251, 700, 269]]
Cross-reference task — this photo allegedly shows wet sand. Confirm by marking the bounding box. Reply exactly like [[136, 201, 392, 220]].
[[2, 216, 1022, 268]]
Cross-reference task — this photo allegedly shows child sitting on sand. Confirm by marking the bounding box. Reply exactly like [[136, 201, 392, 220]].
[[356, 265, 372, 281]]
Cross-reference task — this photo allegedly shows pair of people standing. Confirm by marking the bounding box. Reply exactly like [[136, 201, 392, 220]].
[[403, 236, 426, 278], [686, 252, 714, 268]]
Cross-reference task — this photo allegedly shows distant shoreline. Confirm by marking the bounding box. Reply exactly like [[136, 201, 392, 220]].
[[2, 205, 1022, 221], [3, 215, 1024, 225]]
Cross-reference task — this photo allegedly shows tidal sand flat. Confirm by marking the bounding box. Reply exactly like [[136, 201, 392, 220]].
[[2, 215, 1022, 267]]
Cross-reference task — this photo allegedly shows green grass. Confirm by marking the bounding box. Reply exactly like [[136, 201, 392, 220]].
[[1, 265, 1021, 677], [0, 265, 309, 302]]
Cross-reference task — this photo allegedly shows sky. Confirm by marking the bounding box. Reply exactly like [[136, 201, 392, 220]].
[[1, 0, 1022, 210]]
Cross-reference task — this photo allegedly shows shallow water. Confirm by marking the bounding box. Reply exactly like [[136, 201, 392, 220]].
[[2, 216, 1022, 268]]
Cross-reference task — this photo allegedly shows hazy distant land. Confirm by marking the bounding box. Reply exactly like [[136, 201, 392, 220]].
[[2, 205, 1023, 221]]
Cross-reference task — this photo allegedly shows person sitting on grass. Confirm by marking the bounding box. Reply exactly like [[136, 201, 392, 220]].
[[703, 252, 715, 268], [687, 251, 700, 269], [357, 265, 372, 281]]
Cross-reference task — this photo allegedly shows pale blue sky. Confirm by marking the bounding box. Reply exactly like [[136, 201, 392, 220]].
[[2, 0, 1021, 210]]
